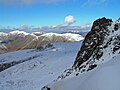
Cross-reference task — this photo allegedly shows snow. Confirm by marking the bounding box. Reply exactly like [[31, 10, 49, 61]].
[[0, 31, 84, 43], [41, 33, 84, 42], [0, 42, 83, 90], [50, 54, 120, 90], [0, 32, 7, 36], [0, 31, 84, 40], [9, 30, 29, 35], [0, 31, 84, 53]]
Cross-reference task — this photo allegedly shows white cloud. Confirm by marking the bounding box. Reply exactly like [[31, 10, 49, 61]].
[[64, 15, 76, 25], [19, 24, 29, 30]]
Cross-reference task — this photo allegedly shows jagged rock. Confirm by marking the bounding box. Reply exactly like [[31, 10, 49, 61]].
[[73, 17, 113, 69], [41, 86, 51, 90]]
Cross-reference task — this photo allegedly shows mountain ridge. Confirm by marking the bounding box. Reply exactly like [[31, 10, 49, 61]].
[[41, 17, 120, 90], [0, 32, 84, 54]]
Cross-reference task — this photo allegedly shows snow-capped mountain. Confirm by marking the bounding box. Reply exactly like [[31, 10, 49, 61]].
[[42, 17, 120, 90], [0, 31, 84, 54]]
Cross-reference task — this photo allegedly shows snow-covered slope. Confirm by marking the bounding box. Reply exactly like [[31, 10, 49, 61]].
[[0, 42, 83, 90], [0, 31, 84, 54], [49, 54, 120, 90], [41, 17, 120, 90]]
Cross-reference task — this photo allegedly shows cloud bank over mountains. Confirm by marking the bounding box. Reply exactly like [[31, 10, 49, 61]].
[[0, 14, 91, 33], [0, 24, 91, 33]]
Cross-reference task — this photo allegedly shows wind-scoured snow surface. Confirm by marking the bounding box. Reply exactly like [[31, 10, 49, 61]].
[[0, 31, 84, 53], [0, 42, 83, 90]]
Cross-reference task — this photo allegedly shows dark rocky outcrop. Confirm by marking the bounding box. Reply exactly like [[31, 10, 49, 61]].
[[0, 55, 40, 72], [57, 17, 120, 80], [73, 17, 112, 70]]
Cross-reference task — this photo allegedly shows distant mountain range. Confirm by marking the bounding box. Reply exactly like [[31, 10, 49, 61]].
[[0, 31, 84, 54]]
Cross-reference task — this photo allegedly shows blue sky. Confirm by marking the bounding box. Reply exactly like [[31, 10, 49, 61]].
[[0, 0, 119, 27]]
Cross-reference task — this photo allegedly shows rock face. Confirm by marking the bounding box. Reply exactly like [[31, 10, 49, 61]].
[[73, 17, 113, 70], [56, 17, 120, 80]]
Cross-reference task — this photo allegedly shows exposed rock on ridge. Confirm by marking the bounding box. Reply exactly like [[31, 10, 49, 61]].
[[56, 17, 120, 80], [41, 17, 120, 90], [73, 17, 113, 69]]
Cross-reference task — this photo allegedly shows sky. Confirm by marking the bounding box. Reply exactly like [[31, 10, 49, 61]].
[[0, 0, 120, 27]]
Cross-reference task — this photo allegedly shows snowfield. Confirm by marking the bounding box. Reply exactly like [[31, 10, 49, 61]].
[[50, 54, 120, 90], [0, 42, 83, 90]]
